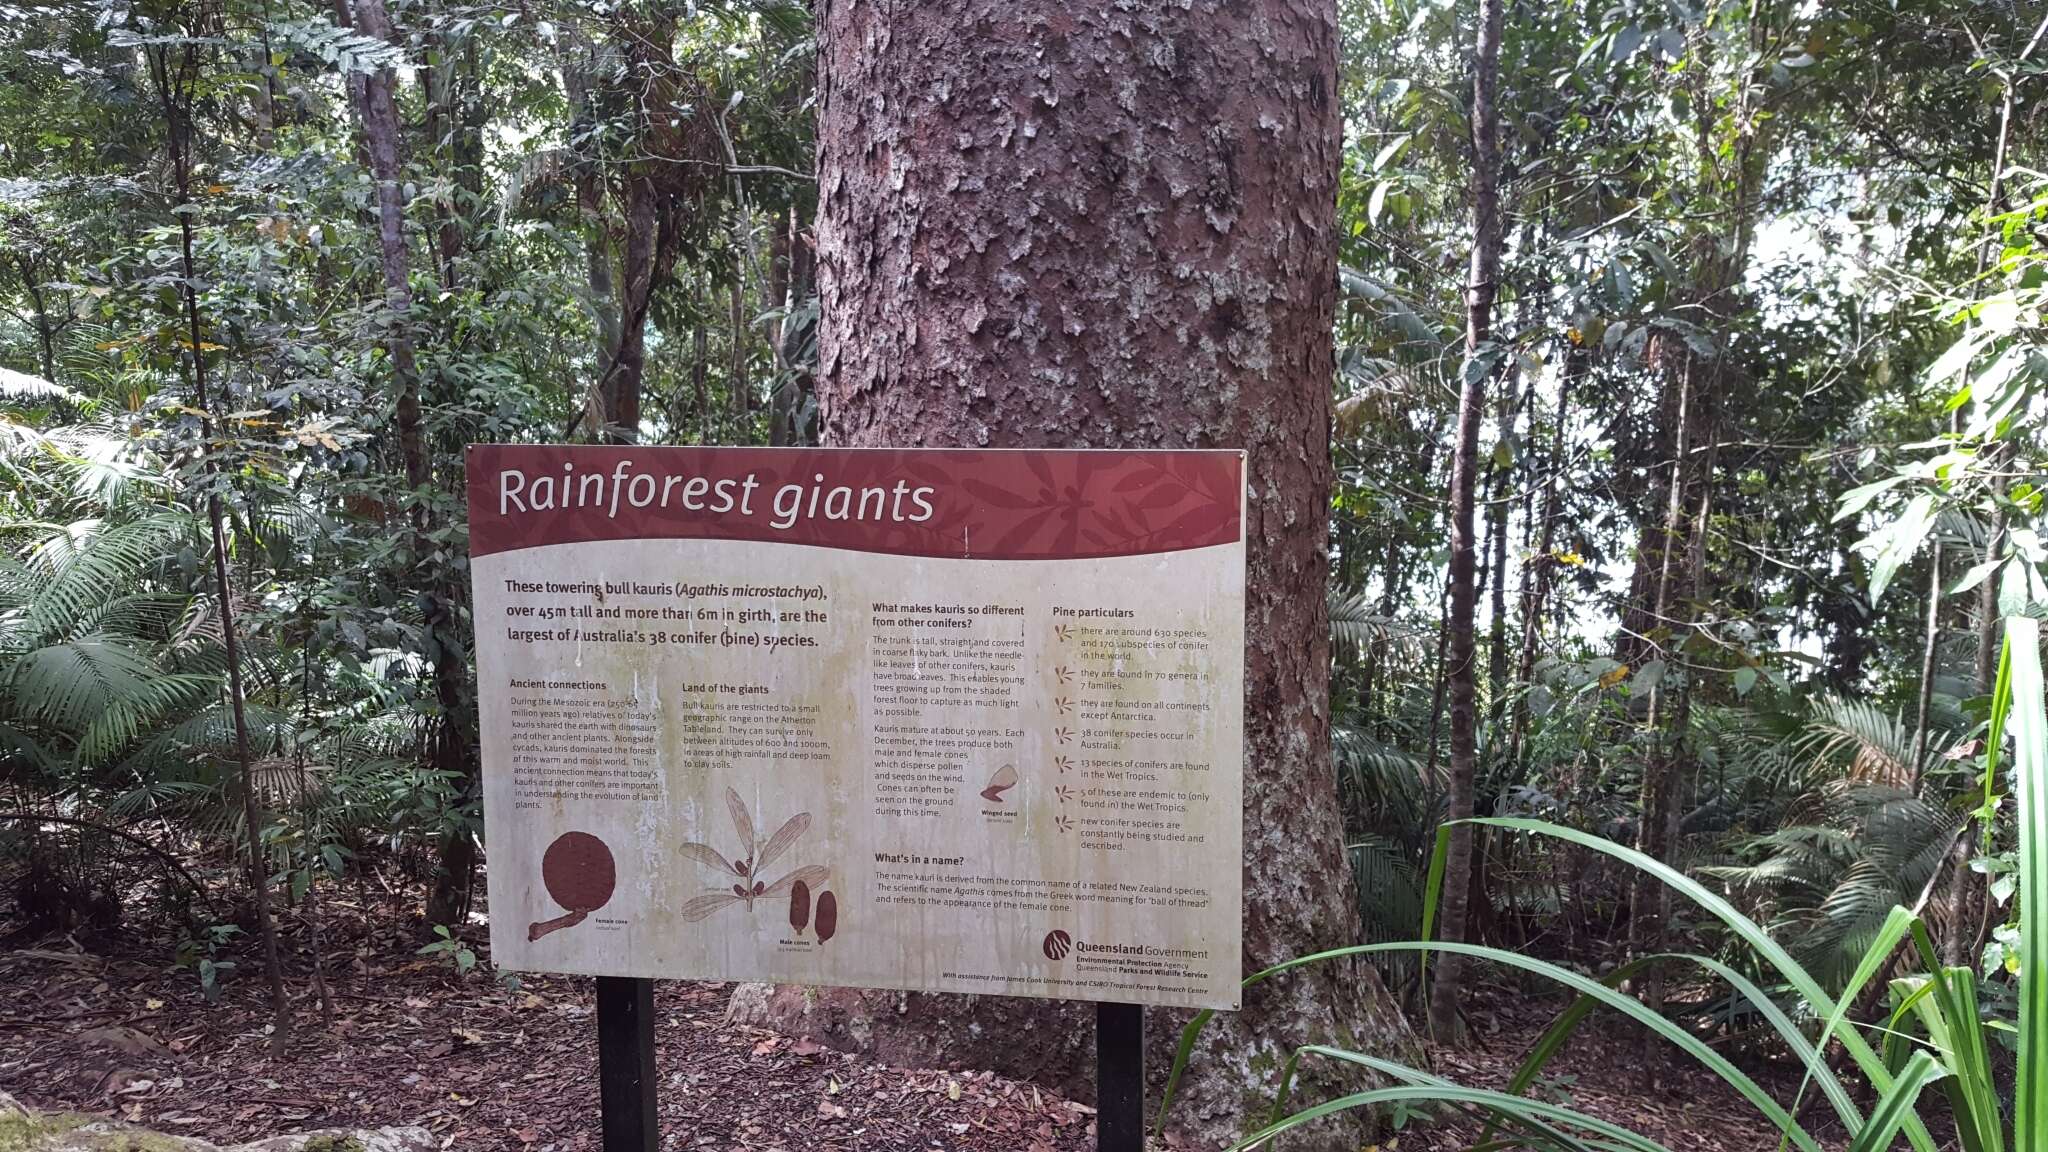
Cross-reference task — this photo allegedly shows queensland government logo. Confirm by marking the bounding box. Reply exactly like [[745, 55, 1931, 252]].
[[1041, 929, 1072, 960]]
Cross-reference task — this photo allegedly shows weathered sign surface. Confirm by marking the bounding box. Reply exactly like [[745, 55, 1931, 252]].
[[468, 445, 1245, 1009]]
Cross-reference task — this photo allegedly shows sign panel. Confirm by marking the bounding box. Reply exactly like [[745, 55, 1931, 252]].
[[467, 446, 1245, 1009]]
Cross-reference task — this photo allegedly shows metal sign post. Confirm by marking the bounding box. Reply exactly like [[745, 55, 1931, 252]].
[[1097, 1001, 1145, 1152], [596, 976, 658, 1152]]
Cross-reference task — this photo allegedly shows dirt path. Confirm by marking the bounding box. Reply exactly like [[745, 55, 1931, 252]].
[[0, 899, 1098, 1152], [0, 891, 1875, 1152]]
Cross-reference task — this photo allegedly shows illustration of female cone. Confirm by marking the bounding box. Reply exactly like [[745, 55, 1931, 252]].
[[528, 831, 616, 941]]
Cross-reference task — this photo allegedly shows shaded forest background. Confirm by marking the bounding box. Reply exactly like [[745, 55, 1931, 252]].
[[3, 0, 2047, 1141]]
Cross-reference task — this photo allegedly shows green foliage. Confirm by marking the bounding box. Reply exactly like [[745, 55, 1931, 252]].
[[0, 0, 818, 951], [416, 923, 476, 974], [1167, 618, 2048, 1152]]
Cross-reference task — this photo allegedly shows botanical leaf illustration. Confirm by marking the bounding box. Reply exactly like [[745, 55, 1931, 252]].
[[756, 812, 811, 873], [679, 841, 741, 876], [763, 864, 830, 897], [726, 787, 755, 857], [681, 891, 744, 922]]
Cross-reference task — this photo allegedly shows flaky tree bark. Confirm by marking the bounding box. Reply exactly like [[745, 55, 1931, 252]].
[[1425, 0, 1505, 1043], [728, 0, 1415, 1144]]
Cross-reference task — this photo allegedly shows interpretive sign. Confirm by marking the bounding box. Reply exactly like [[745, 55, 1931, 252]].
[[466, 445, 1245, 1010]]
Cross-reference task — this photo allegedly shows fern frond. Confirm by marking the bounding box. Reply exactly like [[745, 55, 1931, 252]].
[[1328, 586, 1406, 661]]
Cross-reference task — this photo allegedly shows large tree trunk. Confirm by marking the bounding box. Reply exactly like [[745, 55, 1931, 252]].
[[728, 0, 1416, 1143], [1424, 0, 1505, 1043]]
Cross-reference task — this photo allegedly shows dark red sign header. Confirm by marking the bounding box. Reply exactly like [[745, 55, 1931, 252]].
[[465, 446, 1243, 561]]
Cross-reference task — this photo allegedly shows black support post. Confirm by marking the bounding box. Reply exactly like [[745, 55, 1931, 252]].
[[1096, 1001, 1144, 1151], [596, 976, 658, 1152]]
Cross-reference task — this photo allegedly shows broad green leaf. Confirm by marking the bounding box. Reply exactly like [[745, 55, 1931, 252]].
[[1927, 332, 1982, 385], [1860, 492, 1937, 604], [1733, 666, 1759, 697], [1834, 475, 1906, 523]]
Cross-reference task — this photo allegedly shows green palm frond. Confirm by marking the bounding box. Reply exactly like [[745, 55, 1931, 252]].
[[1703, 783, 1964, 989], [15, 514, 191, 643], [1794, 694, 1926, 787], [68, 592, 191, 643], [1334, 723, 1426, 800], [74, 669, 219, 766], [3, 635, 187, 734], [1350, 835, 1424, 941], [1328, 586, 1407, 661]]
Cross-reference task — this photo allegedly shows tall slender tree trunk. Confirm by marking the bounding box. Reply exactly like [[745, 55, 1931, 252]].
[[148, 39, 291, 1056], [562, 35, 621, 401], [588, 10, 676, 446], [1425, 0, 1505, 1044], [344, 0, 479, 928], [1909, 532, 1945, 782], [1423, 581, 1451, 778], [767, 207, 793, 446], [692, 310, 709, 443], [606, 169, 656, 443], [728, 275, 748, 419], [730, 1, 1416, 1142], [19, 264, 57, 382], [1483, 378, 1520, 728], [1360, 533, 1401, 734], [1508, 355, 1577, 771]]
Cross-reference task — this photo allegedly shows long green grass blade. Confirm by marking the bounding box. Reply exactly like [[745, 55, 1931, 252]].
[[1344, 941, 1824, 1152], [1466, 816, 1940, 1152], [1226, 1084, 1679, 1152], [1292, 1045, 1598, 1152], [1501, 952, 1862, 1138], [1156, 1006, 1215, 1137], [1793, 905, 1915, 1123], [1847, 1050, 1946, 1152], [2004, 615, 2046, 1149], [1883, 977, 1940, 1076], [1982, 623, 2015, 853], [1904, 921, 2005, 1152], [1420, 821, 1453, 993]]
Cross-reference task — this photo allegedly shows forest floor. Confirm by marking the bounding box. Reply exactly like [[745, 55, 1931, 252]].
[[1414, 982, 1830, 1152], [0, 881, 1100, 1152], [1, 881, 1857, 1152]]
